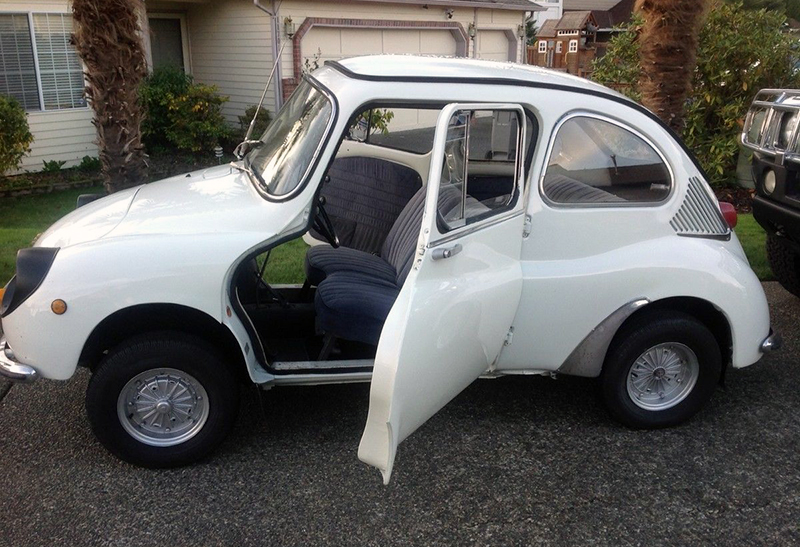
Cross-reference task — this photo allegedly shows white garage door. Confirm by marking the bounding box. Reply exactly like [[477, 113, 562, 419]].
[[476, 30, 511, 61], [303, 27, 458, 66]]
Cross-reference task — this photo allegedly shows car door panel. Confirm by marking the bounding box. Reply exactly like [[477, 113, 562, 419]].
[[358, 103, 527, 483]]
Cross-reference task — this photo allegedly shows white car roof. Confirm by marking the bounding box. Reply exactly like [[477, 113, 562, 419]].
[[332, 55, 628, 100]]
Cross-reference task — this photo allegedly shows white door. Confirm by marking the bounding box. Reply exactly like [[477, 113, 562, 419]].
[[358, 103, 528, 483]]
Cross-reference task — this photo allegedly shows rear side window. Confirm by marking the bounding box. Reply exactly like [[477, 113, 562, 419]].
[[542, 116, 671, 205]]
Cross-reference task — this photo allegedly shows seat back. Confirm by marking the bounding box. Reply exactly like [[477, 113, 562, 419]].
[[319, 157, 422, 254], [381, 185, 462, 285]]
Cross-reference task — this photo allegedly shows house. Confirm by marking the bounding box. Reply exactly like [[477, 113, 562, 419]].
[[529, 0, 632, 76], [1, 0, 542, 173], [531, 0, 562, 25]]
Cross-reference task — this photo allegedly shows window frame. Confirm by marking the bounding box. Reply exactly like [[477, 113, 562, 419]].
[[538, 40, 547, 53], [0, 10, 88, 113], [538, 110, 675, 209], [434, 105, 527, 236], [555, 41, 562, 53], [568, 39, 578, 53]]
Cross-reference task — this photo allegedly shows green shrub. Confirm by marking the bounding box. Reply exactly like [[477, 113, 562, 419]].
[[239, 105, 272, 139], [140, 66, 231, 153], [0, 95, 34, 175], [42, 159, 66, 172], [592, 1, 800, 187], [78, 155, 102, 172]]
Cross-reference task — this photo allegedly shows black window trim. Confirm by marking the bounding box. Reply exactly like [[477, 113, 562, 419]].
[[539, 110, 676, 209]]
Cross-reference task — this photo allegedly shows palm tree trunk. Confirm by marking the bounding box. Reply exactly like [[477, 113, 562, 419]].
[[72, 0, 148, 194], [635, 0, 709, 132]]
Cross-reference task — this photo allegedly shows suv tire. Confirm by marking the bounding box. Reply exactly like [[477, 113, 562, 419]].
[[86, 332, 240, 468], [766, 235, 800, 297]]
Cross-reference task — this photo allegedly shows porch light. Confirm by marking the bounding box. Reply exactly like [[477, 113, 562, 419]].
[[517, 24, 526, 38], [284, 17, 295, 38], [468, 22, 476, 39]]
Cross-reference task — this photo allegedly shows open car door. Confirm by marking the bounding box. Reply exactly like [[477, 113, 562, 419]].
[[358, 103, 528, 483]]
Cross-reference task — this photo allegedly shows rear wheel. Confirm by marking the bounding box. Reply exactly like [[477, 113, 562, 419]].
[[86, 332, 240, 467], [600, 311, 721, 429], [766, 235, 800, 297]]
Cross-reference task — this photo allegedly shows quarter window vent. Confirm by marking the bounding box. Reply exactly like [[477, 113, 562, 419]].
[[670, 177, 729, 236]]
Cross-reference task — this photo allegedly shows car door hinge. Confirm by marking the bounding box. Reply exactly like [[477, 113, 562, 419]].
[[504, 327, 514, 346], [522, 215, 532, 238]]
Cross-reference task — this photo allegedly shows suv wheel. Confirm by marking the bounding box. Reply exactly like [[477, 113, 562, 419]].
[[766, 235, 800, 297], [86, 332, 240, 467], [600, 311, 721, 429]]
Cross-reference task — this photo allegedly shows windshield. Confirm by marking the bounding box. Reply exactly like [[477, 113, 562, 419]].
[[245, 80, 333, 197]]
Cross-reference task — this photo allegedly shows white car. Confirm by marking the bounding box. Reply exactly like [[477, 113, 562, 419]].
[[0, 57, 779, 483]]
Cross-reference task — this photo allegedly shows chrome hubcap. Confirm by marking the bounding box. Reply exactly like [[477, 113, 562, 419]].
[[117, 368, 209, 447], [626, 342, 699, 411]]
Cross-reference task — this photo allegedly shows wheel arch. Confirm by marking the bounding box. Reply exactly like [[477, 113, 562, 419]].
[[611, 297, 732, 378], [558, 296, 732, 380], [79, 303, 249, 382]]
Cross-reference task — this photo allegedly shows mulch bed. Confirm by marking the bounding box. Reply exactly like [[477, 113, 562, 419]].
[[0, 152, 225, 199], [714, 186, 755, 214]]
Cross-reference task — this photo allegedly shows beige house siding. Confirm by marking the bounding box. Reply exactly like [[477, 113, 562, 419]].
[[148, 0, 276, 126], [3, 0, 98, 173]]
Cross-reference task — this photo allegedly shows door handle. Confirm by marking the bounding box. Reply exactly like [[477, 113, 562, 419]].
[[431, 243, 463, 261]]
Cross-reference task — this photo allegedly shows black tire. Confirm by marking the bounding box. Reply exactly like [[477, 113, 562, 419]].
[[600, 311, 721, 429], [86, 332, 240, 468], [766, 235, 800, 298]]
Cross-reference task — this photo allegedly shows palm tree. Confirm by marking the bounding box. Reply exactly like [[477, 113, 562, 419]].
[[636, 0, 709, 131], [72, 0, 148, 193]]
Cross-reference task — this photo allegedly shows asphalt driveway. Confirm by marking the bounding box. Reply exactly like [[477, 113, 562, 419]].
[[1, 282, 798, 546]]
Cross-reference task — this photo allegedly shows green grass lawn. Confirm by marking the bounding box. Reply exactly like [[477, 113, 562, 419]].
[[0, 188, 774, 286]]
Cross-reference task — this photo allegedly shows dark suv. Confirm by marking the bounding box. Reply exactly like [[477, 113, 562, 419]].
[[743, 89, 800, 297]]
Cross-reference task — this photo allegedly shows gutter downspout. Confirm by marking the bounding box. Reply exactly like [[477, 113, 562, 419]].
[[254, 0, 284, 110]]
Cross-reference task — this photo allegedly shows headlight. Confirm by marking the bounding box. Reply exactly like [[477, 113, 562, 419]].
[[763, 169, 777, 195], [0, 247, 59, 317]]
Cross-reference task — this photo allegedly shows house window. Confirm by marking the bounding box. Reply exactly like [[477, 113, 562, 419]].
[[542, 115, 672, 205], [538, 40, 547, 53], [569, 39, 578, 53], [0, 12, 85, 111], [556, 41, 562, 53]]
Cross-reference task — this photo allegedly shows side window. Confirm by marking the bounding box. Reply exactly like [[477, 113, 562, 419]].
[[437, 109, 522, 231], [542, 116, 671, 205], [346, 107, 440, 154]]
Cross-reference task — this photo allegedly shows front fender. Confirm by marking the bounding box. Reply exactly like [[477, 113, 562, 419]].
[[2, 232, 266, 380]]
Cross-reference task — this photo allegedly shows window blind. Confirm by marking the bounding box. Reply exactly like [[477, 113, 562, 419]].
[[32, 13, 85, 110], [0, 14, 40, 110]]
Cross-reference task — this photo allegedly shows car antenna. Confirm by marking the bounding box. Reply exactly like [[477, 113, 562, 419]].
[[234, 38, 289, 160]]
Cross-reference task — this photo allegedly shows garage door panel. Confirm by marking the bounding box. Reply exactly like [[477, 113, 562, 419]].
[[304, 27, 457, 63], [419, 30, 457, 55], [477, 30, 510, 61], [304, 27, 342, 57], [383, 30, 421, 54], [341, 29, 384, 55]]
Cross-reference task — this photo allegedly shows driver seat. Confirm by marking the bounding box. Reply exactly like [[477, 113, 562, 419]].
[[304, 185, 430, 287], [311, 186, 462, 346]]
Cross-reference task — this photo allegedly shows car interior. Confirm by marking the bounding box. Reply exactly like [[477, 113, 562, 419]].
[[233, 105, 530, 373]]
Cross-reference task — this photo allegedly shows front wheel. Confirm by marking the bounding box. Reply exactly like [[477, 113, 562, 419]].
[[86, 332, 240, 467], [600, 311, 721, 429]]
